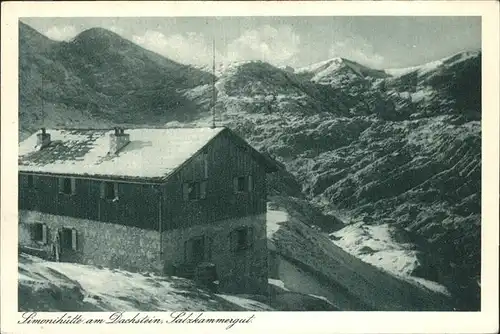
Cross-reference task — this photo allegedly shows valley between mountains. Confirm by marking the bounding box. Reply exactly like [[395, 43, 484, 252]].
[[18, 22, 481, 311]]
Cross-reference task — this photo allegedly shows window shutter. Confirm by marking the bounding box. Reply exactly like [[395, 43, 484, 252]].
[[247, 227, 254, 247], [58, 178, 64, 193], [71, 178, 77, 195], [27, 175, 34, 188], [71, 229, 78, 251], [205, 236, 212, 261], [113, 183, 119, 199], [248, 175, 253, 192], [29, 224, 36, 239], [182, 183, 189, 201], [100, 182, 105, 199], [200, 181, 207, 199], [233, 177, 238, 193], [42, 224, 48, 244], [194, 183, 200, 200]]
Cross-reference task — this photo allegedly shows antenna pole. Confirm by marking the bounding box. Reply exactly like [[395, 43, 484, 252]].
[[41, 72, 45, 126], [211, 38, 216, 128]]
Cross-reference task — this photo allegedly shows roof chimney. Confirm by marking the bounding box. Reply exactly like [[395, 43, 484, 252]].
[[36, 128, 51, 149], [109, 127, 130, 155]]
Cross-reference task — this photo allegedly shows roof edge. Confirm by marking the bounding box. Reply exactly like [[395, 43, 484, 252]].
[[18, 170, 167, 185]]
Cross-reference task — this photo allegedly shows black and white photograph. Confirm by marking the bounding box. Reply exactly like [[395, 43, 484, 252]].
[[1, 1, 499, 333]]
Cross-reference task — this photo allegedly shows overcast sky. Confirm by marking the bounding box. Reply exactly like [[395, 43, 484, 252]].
[[21, 16, 481, 69]]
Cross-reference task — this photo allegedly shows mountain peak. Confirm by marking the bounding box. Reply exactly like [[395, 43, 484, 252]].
[[69, 28, 140, 53], [73, 27, 121, 40], [296, 57, 344, 75], [296, 56, 388, 83]]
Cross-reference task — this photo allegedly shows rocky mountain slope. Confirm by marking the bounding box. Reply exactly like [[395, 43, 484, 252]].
[[18, 22, 481, 310], [19, 22, 214, 139], [181, 56, 481, 310], [186, 53, 481, 310]]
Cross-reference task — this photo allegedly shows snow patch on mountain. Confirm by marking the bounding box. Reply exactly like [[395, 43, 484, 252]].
[[385, 50, 480, 77], [268, 278, 290, 291], [385, 61, 443, 77], [330, 222, 419, 276], [330, 222, 451, 296], [296, 57, 344, 76]]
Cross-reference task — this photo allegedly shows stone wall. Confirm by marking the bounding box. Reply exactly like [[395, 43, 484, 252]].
[[19, 210, 268, 296], [19, 210, 162, 273], [162, 214, 268, 296]]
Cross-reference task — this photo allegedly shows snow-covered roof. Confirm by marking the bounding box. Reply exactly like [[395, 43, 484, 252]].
[[18, 127, 226, 181]]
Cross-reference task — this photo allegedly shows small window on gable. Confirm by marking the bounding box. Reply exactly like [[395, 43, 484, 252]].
[[233, 176, 246, 193], [59, 177, 76, 195], [183, 181, 206, 201], [189, 182, 200, 200], [233, 175, 253, 193], [101, 182, 118, 200]]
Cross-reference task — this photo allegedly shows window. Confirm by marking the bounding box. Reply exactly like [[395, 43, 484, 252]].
[[183, 181, 207, 200], [30, 223, 47, 244], [59, 177, 76, 195], [237, 176, 246, 192], [248, 175, 253, 192], [230, 227, 254, 251], [61, 227, 77, 250], [236, 228, 248, 248], [233, 175, 254, 193], [104, 182, 115, 199], [183, 182, 199, 200], [189, 182, 200, 200], [101, 182, 118, 200]]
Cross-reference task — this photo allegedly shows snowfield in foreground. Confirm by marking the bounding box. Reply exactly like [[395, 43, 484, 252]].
[[18, 253, 272, 312]]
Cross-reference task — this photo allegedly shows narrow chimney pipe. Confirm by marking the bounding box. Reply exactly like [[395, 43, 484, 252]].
[[109, 127, 130, 155], [37, 128, 51, 149]]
